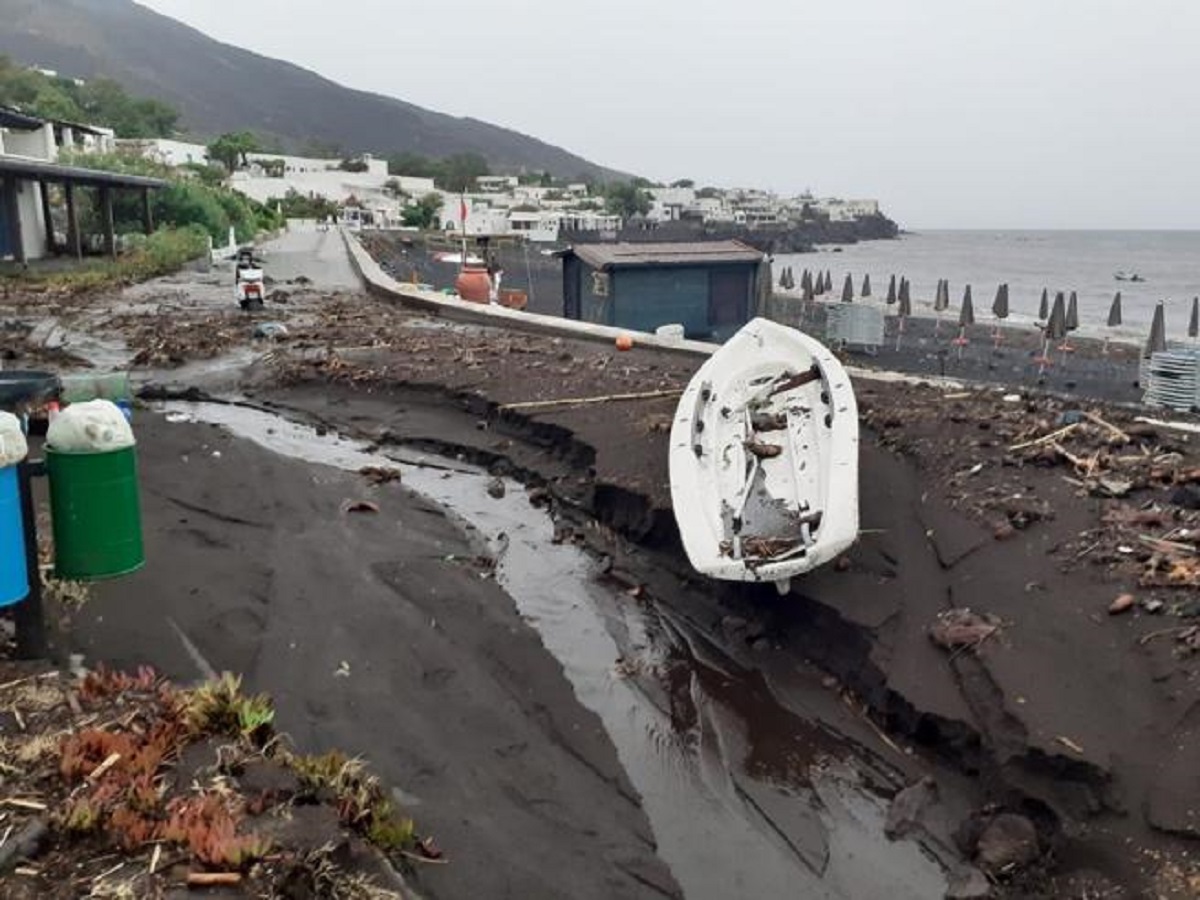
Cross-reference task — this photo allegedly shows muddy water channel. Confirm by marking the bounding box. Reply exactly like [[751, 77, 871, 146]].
[[157, 401, 949, 899]]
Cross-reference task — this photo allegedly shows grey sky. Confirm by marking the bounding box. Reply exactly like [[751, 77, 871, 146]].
[[139, 0, 1198, 230]]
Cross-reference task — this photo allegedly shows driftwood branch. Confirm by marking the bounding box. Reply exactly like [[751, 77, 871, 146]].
[[499, 389, 682, 412], [1085, 411, 1130, 443], [1009, 423, 1080, 452], [186, 872, 243, 887]]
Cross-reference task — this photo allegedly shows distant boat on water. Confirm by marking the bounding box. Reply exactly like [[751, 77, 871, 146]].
[[1114, 271, 1145, 283]]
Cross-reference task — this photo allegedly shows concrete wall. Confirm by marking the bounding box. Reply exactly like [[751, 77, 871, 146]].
[[341, 228, 718, 358], [3, 124, 56, 160]]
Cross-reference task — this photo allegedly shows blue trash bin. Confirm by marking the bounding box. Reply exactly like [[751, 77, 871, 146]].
[[0, 464, 29, 607]]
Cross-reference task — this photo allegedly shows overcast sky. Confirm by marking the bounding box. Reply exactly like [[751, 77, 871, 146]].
[[138, 0, 1198, 230]]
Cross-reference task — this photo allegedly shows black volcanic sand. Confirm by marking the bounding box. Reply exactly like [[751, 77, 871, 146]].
[[70, 413, 680, 900], [223, 303, 1200, 897], [773, 295, 1145, 405]]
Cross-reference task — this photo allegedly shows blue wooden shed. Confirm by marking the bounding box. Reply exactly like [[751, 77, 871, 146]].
[[561, 241, 767, 341]]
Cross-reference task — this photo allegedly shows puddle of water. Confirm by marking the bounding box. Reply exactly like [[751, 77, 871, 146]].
[[156, 400, 947, 900]]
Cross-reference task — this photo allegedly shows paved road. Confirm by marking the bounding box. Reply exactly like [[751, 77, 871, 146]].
[[256, 222, 361, 290]]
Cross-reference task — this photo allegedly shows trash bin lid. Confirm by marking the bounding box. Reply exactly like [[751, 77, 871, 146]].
[[0, 370, 60, 410]]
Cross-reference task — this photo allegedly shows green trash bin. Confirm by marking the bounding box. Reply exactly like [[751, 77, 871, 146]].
[[46, 445, 144, 581]]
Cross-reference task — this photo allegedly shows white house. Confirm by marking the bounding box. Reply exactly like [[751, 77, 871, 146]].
[[817, 198, 880, 221], [118, 137, 208, 167], [646, 186, 697, 223], [476, 174, 518, 192]]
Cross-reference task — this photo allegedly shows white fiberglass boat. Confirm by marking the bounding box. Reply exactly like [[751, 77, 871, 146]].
[[669, 318, 860, 594]]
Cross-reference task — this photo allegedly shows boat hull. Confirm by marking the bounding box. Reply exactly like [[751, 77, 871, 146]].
[[669, 318, 859, 589]]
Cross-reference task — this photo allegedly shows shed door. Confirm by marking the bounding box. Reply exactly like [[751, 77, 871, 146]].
[[709, 270, 748, 328]]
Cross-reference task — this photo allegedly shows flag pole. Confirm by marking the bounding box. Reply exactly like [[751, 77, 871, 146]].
[[459, 192, 468, 272]]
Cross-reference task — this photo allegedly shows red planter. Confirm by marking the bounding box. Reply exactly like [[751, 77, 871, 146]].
[[455, 267, 491, 304]]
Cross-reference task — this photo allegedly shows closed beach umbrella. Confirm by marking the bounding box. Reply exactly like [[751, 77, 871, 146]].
[[1038, 288, 1049, 320], [934, 279, 950, 312], [895, 278, 913, 350], [1107, 292, 1123, 327], [959, 288, 975, 326], [862, 274, 872, 297], [886, 274, 897, 305], [993, 283, 1009, 319], [1046, 292, 1067, 342], [1190, 297, 1199, 339], [841, 273, 854, 303], [1145, 302, 1167, 358], [1066, 291, 1079, 332], [824, 270, 833, 293]]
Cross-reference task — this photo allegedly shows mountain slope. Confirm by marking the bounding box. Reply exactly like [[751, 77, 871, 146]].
[[0, 0, 620, 179]]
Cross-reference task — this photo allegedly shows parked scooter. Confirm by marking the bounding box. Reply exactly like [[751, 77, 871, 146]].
[[234, 247, 265, 310]]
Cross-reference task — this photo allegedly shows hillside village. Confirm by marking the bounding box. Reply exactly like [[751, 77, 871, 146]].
[[122, 137, 884, 245]]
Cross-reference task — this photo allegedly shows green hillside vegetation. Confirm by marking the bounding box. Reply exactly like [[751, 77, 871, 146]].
[[60, 150, 281, 243], [0, 55, 177, 137]]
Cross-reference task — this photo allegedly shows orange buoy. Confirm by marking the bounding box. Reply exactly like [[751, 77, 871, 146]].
[[615, 334, 634, 352]]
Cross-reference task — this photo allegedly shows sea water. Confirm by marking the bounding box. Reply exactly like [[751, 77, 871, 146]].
[[775, 230, 1200, 341]]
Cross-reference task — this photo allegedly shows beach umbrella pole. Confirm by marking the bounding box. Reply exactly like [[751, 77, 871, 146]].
[[1036, 338, 1052, 378]]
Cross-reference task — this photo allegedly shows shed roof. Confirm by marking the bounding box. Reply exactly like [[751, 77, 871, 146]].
[[0, 105, 46, 131], [570, 240, 763, 270], [0, 156, 167, 189]]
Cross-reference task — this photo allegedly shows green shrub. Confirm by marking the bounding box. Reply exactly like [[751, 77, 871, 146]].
[[0, 226, 209, 294], [58, 150, 282, 242]]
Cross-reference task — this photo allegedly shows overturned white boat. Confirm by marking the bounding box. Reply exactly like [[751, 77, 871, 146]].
[[669, 318, 860, 593]]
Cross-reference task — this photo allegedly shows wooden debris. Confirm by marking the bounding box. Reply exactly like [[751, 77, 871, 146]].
[[1109, 594, 1136, 615], [1085, 411, 1130, 443], [744, 441, 783, 459], [186, 872, 243, 887], [1, 799, 47, 812], [358, 465, 402, 485], [929, 609, 1000, 651], [1055, 735, 1085, 755], [87, 752, 122, 782], [1009, 423, 1080, 452], [499, 388, 682, 412]]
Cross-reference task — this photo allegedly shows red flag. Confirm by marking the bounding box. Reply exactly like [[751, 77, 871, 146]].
[[460, 195, 468, 224]]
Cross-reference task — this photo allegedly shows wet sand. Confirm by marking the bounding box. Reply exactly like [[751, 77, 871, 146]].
[[236, 304, 1199, 896], [6, 227, 1199, 896], [70, 412, 679, 900]]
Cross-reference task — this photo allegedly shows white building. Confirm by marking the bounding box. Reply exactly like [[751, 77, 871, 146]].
[[817, 198, 880, 221], [476, 175, 518, 192], [647, 186, 697, 222], [118, 137, 208, 167]]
